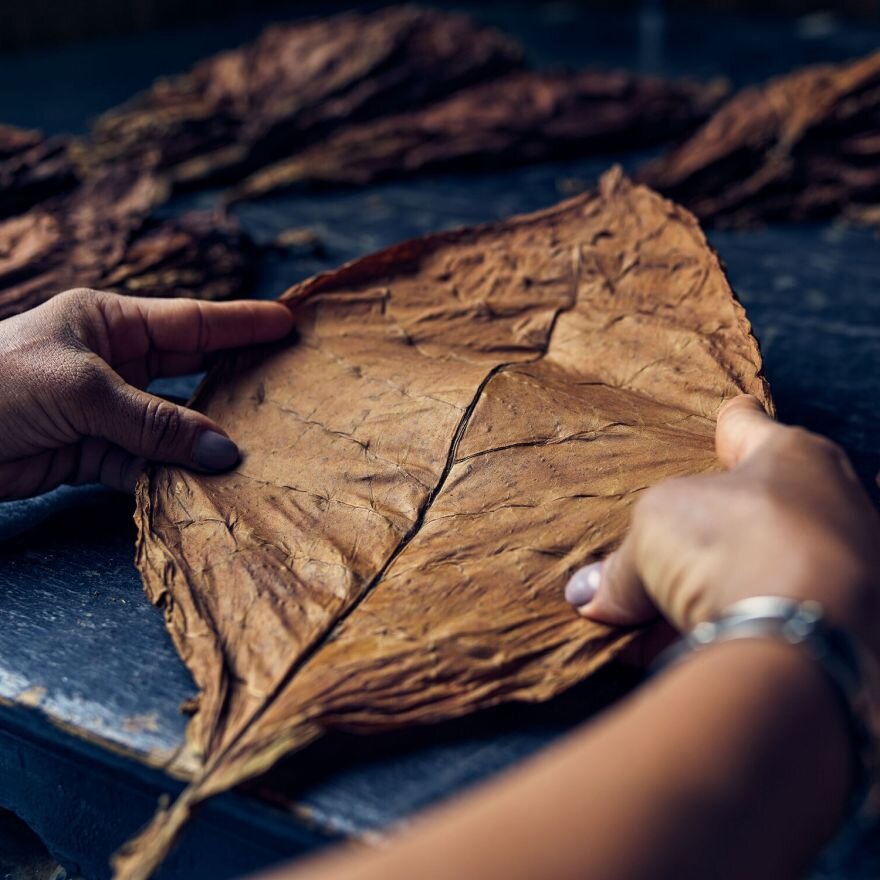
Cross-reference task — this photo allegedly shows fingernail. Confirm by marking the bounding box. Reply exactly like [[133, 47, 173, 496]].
[[193, 431, 240, 471], [565, 562, 603, 607]]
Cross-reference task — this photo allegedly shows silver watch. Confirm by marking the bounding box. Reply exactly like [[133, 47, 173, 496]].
[[655, 596, 877, 816]]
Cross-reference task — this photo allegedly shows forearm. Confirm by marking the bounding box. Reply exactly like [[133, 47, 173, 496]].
[[265, 640, 850, 880]]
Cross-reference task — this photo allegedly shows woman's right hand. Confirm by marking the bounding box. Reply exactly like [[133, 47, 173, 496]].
[[565, 395, 880, 662]]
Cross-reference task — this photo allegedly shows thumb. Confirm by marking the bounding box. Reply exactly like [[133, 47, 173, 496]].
[[83, 371, 240, 472], [564, 534, 658, 627], [715, 394, 779, 470]]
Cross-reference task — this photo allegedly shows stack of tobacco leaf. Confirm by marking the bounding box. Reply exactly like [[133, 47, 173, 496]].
[[0, 171, 256, 320], [75, 6, 730, 201], [639, 50, 880, 227], [114, 169, 771, 879], [75, 6, 525, 188], [228, 69, 727, 202], [0, 7, 533, 317], [0, 124, 78, 219], [0, 4, 731, 322]]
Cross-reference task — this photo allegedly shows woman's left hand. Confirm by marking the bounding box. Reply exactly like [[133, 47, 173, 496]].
[[0, 288, 294, 501]]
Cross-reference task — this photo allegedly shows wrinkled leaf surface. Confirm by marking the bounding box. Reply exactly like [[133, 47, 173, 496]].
[[119, 169, 771, 878]]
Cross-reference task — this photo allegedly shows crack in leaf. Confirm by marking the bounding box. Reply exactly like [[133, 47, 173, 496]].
[[185, 258, 581, 780], [455, 424, 626, 463]]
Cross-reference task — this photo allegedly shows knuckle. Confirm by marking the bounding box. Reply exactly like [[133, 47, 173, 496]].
[[807, 433, 847, 464], [775, 425, 843, 460], [780, 425, 817, 450], [48, 289, 109, 345], [763, 427, 854, 480], [57, 287, 94, 301], [141, 399, 184, 451], [54, 288, 103, 314]]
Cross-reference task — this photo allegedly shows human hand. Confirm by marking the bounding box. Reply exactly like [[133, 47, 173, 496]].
[[565, 395, 880, 659], [0, 288, 294, 501]]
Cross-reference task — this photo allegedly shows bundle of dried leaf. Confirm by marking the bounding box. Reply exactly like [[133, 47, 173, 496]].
[[75, 6, 523, 189], [0, 172, 256, 319], [639, 51, 880, 226], [228, 69, 727, 203], [0, 124, 77, 218], [116, 169, 770, 878]]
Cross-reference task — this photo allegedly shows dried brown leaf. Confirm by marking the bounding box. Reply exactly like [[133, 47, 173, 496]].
[[75, 6, 524, 188], [117, 169, 770, 878], [639, 51, 880, 227], [0, 171, 257, 319], [228, 69, 727, 203]]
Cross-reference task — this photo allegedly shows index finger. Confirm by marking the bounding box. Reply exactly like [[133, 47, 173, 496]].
[[101, 295, 295, 358]]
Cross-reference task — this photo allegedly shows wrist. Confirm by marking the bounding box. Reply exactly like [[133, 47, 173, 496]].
[[785, 536, 878, 652], [619, 633, 854, 878], [662, 636, 853, 825], [716, 556, 878, 663], [657, 596, 877, 819]]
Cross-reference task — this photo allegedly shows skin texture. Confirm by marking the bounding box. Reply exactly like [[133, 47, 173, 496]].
[[0, 289, 293, 501], [256, 396, 879, 880]]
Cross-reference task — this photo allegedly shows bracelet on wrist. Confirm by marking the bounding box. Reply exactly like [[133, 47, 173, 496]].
[[653, 596, 878, 820]]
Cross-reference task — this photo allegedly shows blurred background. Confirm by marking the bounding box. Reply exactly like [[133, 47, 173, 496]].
[[1, 0, 878, 50]]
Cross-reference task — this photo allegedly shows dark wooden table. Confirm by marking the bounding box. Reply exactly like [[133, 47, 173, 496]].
[[0, 4, 878, 878]]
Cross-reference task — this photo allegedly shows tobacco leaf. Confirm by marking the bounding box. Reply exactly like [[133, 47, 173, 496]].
[[228, 69, 727, 203], [117, 168, 770, 879], [0, 171, 257, 319], [0, 124, 78, 219], [638, 51, 880, 227], [74, 6, 524, 189]]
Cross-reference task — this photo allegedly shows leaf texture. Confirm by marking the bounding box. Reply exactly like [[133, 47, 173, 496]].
[[118, 168, 770, 878], [227, 69, 727, 203], [75, 6, 524, 188], [0, 171, 257, 319], [639, 51, 880, 227]]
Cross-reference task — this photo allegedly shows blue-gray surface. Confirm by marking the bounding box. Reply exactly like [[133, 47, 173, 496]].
[[0, 3, 878, 879]]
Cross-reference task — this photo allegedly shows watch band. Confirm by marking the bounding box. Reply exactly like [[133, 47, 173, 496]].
[[654, 596, 877, 818]]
